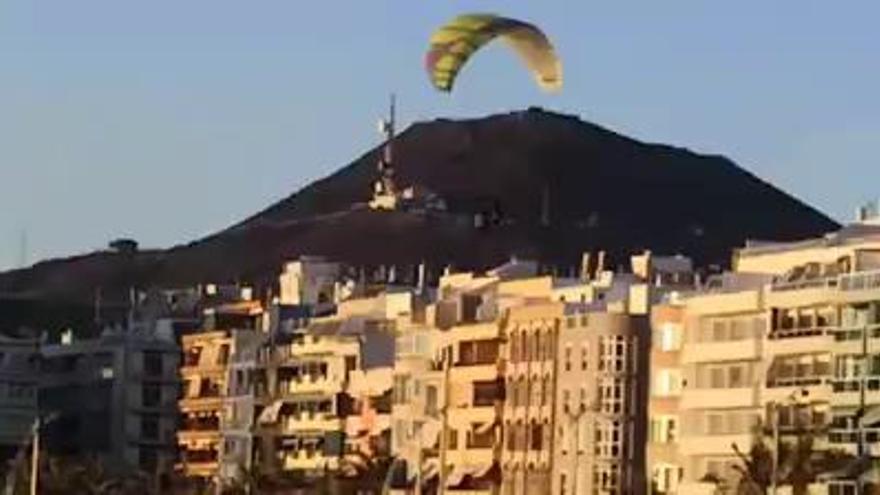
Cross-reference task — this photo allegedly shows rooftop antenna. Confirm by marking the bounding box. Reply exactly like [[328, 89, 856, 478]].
[[376, 94, 398, 195]]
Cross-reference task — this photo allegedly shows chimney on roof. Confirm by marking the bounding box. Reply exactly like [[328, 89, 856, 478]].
[[580, 252, 591, 281], [856, 200, 880, 225], [595, 250, 606, 278]]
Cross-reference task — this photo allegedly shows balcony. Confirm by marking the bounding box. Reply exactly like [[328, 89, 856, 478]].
[[680, 387, 758, 409], [178, 449, 219, 476], [278, 377, 341, 396], [679, 434, 752, 456], [681, 339, 761, 364], [180, 417, 220, 432], [450, 364, 500, 383], [770, 277, 836, 293], [280, 413, 344, 433], [828, 428, 880, 457], [446, 447, 494, 467], [765, 329, 830, 355], [178, 395, 224, 412], [839, 270, 880, 293], [831, 377, 880, 405], [280, 450, 338, 471]]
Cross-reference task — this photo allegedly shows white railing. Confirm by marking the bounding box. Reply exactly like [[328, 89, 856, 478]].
[[839, 269, 880, 292], [770, 277, 837, 292]]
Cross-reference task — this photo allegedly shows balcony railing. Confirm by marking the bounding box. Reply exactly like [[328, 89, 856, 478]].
[[768, 327, 826, 340], [829, 427, 880, 444], [766, 376, 827, 389], [839, 270, 880, 292], [771, 277, 837, 292], [182, 450, 219, 464], [770, 269, 880, 293], [832, 377, 880, 392], [180, 419, 220, 431]]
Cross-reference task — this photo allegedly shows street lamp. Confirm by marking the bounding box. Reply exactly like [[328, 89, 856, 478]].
[[28, 412, 59, 495]]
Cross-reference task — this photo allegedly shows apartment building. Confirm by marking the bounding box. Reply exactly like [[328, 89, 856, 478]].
[[675, 273, 771, 494], [666, 217, 880, 494], [552, 309, 650, 495], [178, 295, 265, 482], [0, 333, 38, 462], [40, 325, 180, 475], [257, 292, 397, 480], [502, 300, 562, 495], [648, 303, 685, 495]]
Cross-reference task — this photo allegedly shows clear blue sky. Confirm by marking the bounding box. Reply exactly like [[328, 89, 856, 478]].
[[1, 1, 878, 270]]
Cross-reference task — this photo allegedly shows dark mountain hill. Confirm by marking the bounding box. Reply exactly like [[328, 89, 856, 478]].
[[0, 108, 837, 308]]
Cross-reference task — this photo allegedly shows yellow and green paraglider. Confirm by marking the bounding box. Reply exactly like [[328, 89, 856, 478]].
[[426, 13, 563, 93]]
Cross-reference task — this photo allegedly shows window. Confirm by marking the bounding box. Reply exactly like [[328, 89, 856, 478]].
[[544, 332, 554, 361], [564, 346, 572, 371], [593, 463, 622, 493], [650, 416, 677, 444], [562, 389, 571, 412], [473, 380, 501, 406], [139, 448, 158, 473], [653, 369, 682, 397], [658, 323, 682, 351], [447, 429, 458, 450], [599, 336, 628, 373], [510, 331, 519, 363], [459, 340, 499, 365], [709, 367, 725, 388], [581, 345, 589, 371], [143, 352, 163, 376], [530, 422, 543, 450], [531, 378, 542, 406], [729, 365, 745, 388], [142, 384, 161, 407], [217, 344, 230, 365], [707, 414, 724, 435], [594, 419, 625, 458], [141, 414, 159, 440], [467, 423, 494, 449], [559, 473, 567, 495], [426, 385, 439, 416], [598, 378, 625, 414], [653, 464, 682, 494]]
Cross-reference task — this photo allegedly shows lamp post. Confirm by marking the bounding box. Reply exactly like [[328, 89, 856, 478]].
[[28, 412, 58, 495]]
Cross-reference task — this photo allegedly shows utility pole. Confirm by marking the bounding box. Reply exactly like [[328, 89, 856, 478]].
[[770, 401, 779, 495], [856, 317, 868, 495], [29, 417, 40, 495], [438, 348, 452, 495]]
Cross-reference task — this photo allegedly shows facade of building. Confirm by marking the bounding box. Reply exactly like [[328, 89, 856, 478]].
[[552, 310, 650, 495], [256, 291, 398, 482], [0, 333, 39, 461], [648, 303, 685, 495], [662, 220, 880, 495], [501, 300, 563, 495], [40, 325, 180, 475]]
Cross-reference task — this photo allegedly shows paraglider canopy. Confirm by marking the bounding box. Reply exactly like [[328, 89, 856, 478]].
[[426, 13, 563, 93]]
